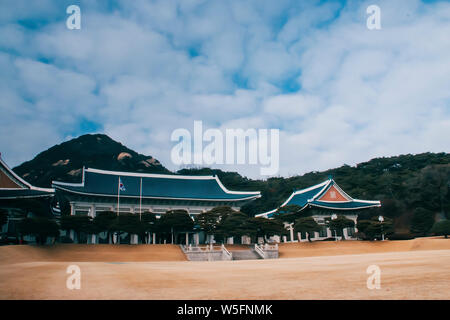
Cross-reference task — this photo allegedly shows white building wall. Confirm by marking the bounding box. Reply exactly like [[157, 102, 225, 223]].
[[71, 201, 242, 217]]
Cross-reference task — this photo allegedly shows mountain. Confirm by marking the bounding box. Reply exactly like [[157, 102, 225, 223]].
[[177, 153, 450, 234], [13, 134, 170, 188], [12, 133, 450, 234]]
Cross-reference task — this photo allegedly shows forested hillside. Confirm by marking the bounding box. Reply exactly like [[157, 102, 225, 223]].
[[13, 134, 450, 235], [180, 153, 450, 233]]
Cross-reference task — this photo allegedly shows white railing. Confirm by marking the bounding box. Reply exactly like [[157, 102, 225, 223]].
[[254, 244, 266, 259], [181, 244, 224, 252], [263, 243, 278, 251], [221, 244, 233, 260]]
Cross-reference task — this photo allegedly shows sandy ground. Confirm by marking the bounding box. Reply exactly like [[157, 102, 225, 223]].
[[278, 237, 450, 258], [0, 244, 186, 263], [0, 238, 449, 300]]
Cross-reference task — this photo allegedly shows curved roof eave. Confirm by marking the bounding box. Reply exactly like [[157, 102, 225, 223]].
[[309, 202, 381, 210], [52, 184, 261, 202], [255, 178, 381, 218], [0, 157, 54, 193]]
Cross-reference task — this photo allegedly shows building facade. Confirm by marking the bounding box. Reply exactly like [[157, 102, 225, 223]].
[[53, 167, 261, 244], [256, 178, 381, 241], [0, 156, 55, 241]]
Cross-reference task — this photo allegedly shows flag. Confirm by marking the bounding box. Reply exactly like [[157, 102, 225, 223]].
[[119, 178, 126, 192]]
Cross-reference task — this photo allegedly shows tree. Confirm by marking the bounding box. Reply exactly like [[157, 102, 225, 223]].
[[196, 209, 220, 243], [17, 217, 59, 245], [195, 206, 236, 243], [0, 209, 7, 228], [378, 198, 404, 218], [247, 217, 285, 242], [357, 216, 394, 240], [138, 212, 157, 243], [294, 217, 320, 242], [60, 215, 93, 243], [431, 220, 450, 238], [410, 207, 435, 236], [93, 211, 117, 244], [273, 204, 302, 223], [216, 212, 253, 243], [158, 210, 194, 244], [327, 215, 355, 240], [110, 213, 141, 244]]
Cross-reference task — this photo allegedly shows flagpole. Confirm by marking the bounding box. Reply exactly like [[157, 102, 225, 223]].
[[117, 176, 120, 217], [139, 177, 142, 221]]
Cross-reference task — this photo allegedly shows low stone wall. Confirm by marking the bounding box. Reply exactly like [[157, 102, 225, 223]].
[[180, 245, 233, 261], [255, 244, 279, 259], [264, 249, 279, 259], [184, 250, 227, 261], [180, 244, 279, 261]]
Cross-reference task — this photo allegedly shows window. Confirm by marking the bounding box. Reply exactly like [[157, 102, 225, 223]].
[[347, 227, 355, 237], [75, 210, 89, 216], [319, 226, 328, 237]]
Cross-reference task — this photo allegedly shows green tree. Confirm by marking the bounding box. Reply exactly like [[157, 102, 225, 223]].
[[327, 215, 355, 240], [158, 210, 194, 244], [430, 220, 450, 238], [357, 216, 394, 240], [110, 213, 141, 244], [216, 212, 253, 243], [17, 217, 59, 245], [294, 217, 320, 242], [93, 211, 117, 244], [195, 206, 238, 243], [0, 209, 7, 228], [247, 217, 285, 242], [60, 215, 93, 243], [378, 198, 404, 218], [138, 212, 157, 244], [410, 207, 435, 236], [273, 204, 302, 223], [196, 208, 221, 243]]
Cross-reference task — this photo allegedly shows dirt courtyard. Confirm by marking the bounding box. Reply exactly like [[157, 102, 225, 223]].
[[0, 238, 449, 300]]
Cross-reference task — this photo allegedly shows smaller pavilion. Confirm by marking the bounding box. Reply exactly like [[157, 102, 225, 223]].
[[0, 155, 55, 240], [256, 177, 381, 241]]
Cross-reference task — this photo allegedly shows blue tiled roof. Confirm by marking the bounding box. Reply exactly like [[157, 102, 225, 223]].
[[309, 200, 381, 209], [257, 179, 381, 218], [0, 189, 54, 199], [280, 183, 327, 208], [52, 168, 261, 201], [0, 157, 54, 199]]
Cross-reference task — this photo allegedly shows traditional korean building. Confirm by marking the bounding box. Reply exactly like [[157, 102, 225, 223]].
[[256, 177, 381, 241], [0, 155, 54, 240], [52, 167, 261, 243]]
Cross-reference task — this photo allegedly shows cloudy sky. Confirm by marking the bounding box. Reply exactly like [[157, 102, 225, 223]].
[[1, 0, 449, 179]]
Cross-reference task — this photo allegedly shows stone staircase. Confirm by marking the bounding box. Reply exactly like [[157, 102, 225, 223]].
[[180, 244, 233, 261], [180, 244, 278, 261], [230, 249, 262, 260]]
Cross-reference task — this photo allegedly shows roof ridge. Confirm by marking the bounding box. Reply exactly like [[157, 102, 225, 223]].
[[85, 167, 218, 180], [0, 156, 54, 192]]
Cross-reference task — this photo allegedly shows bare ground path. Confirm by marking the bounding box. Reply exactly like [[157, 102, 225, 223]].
[[0, 238, 449, 299]]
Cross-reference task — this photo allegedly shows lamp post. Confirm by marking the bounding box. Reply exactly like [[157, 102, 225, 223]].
[[331, 214, 338, 241], [287, 222, 294, 242], [378, 215, 384, 241]]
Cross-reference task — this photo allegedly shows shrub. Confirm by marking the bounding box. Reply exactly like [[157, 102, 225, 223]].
[[388, 233, 415, 240], [59, 236, 74, 243], [410, 207, 434, 236], [430, 220, 450, 238]]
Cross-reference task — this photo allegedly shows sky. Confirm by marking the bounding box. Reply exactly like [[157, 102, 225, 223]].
[[0, 0, 449, 179]]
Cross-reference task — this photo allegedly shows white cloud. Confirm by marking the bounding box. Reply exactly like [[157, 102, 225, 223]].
[[0, 0, 449, 180], [263, 94, 323, 119]]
